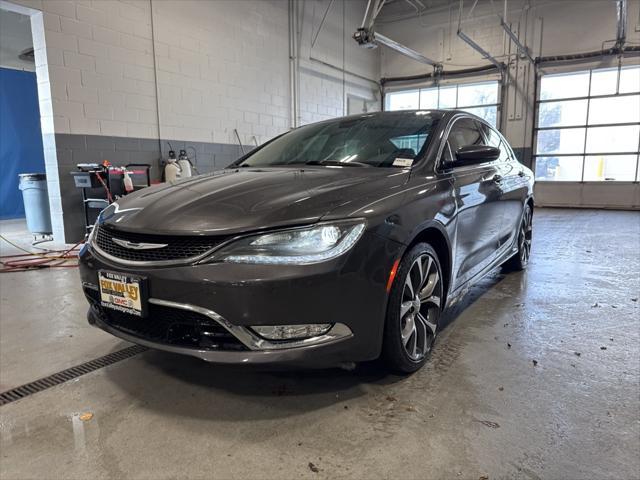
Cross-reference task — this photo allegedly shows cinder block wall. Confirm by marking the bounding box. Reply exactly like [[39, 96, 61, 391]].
[[7, 0, 379, 242]]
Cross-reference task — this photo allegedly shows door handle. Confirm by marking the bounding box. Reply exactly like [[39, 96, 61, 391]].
[[492, 174, 503, 183]]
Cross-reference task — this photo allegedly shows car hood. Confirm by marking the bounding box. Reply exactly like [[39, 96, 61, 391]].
[[102, 167, 410, 235]]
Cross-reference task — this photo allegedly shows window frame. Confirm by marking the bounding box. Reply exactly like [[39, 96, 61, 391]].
[[533, 64, 640, 183], [384, 79, 501, 128], [436, 114, 499, 173]]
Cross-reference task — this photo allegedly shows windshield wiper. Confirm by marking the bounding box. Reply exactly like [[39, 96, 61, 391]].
[[305, 160, 369, 167]]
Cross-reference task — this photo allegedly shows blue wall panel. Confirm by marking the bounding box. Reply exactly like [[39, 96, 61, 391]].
[[0, 67, 45, 220]]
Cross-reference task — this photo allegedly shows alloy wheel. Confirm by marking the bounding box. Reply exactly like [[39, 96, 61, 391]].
[[400, 254, 442, 361], [519, 207, 533, 265]]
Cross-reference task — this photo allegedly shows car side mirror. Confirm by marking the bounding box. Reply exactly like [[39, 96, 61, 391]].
[[451, 145, 500, 167]]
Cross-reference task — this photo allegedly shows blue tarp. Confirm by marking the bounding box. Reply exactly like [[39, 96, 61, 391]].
[[0, 67, 46, 219]]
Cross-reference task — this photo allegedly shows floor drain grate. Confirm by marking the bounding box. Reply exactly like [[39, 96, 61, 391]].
[[0, 345, 147, 406]]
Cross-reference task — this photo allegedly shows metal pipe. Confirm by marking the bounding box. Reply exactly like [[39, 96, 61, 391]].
[[380, 63, 501, 85], [535, 45, 640, 65], [457, 29, 503, 70], [361, 0, 385, 30], [288, 0, 300, 128], [234, 129, 245, 155], [374, 31, 440, 66], [615, 0, 627, 51], [500, 19, 535, 64]]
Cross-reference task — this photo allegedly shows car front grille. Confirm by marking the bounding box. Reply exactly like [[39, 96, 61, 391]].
[[84, 288, 247, 351], [94, 224, 227, 263]]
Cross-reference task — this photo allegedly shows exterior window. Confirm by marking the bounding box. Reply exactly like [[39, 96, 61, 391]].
[[385, 80, 500, 127], [534, 65, 640, 182]]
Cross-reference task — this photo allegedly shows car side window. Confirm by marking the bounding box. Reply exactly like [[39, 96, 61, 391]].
[[442, 117, 485, 166], [480, 124, 510, 163]]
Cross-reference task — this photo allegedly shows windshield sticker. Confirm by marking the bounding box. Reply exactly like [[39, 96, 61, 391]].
[[393, 158, 414, 168]]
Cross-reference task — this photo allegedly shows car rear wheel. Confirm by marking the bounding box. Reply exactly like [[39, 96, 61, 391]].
[[382, 243, 443, 374], [504, 203, 533, 271]]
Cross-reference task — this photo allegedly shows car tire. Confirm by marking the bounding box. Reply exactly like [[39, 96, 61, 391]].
[[382, 243, 444, 374], [504, 203, 533, 271]]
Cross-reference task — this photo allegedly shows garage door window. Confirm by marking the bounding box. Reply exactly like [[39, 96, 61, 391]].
[[534, 65, 640, 182], [385, 80, 499, 126]]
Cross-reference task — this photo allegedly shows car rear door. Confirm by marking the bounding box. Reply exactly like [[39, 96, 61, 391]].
[[440, 116, 504, 290], [480, 124, 529, 250]]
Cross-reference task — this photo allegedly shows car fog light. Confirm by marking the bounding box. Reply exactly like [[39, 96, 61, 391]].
[[252, 324, 332, 340]]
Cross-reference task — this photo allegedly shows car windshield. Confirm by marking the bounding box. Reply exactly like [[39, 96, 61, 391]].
[[235, 112, 439, 168]]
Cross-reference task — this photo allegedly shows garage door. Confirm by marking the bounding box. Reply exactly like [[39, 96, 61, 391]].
[[533, 64, 640, 209]]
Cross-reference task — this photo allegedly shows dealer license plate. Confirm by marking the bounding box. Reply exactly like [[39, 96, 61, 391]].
[[98, 271, 146, 317]]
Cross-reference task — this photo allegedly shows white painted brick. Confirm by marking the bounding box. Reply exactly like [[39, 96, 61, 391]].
[[118, 1, 148, 22], [95, 57, 124, 76], [133, 52, 154, 69], [68, 84, 98, 104], [259, 114, 273, 126], [107, 11, 137, 34], [84, 103, 113, 120], [42, 0, 76, 19], [159, 84, 181, 103], [53, 115, 71, 134], [92, 25, 120, 46], [137, 109, 157, 124], [99, 90, 125, 107], [244, 111, 259, 124], [125, 94, 155, 111], [127, 122, 157, 139], [133, 21, 152, 39], [112, 76, 137, 94], [52, 99, 84, 119], [45, 30, 78, 52], [81, 71, 112, 91], [154, 42, 169, 58], [133, 80, 156, 97], [123, 64, 154, 82], [113, 106, 138, 122], [63, 51, 95, 71], [60, 17, 92, 38], [100, 119, 127, 136], [77, 4, 108, 27], [44, 47, 64, 67], [43, 12, 61, 32], [120, 33, 152, 54], [48, 65, 82, 85], [69, 115, 100, 134], [78, 37, 108, 58], [109, 45, 138, 65], [157, 57, 180, 74]]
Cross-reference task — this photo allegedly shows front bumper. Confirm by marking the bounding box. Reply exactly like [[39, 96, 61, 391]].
[[79, 231, 403, 367]]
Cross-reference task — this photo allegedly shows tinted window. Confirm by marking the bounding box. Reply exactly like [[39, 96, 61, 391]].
[[480, 124, 510, 162], [237, 113, 439, 168], [444, 118, 486, 164]]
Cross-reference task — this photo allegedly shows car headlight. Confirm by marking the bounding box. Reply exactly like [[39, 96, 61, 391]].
[[209, 221, 365, 265], [86, 203, 116, 245]]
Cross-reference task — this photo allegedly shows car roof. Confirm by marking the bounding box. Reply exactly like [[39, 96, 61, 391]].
[[315, 109, 487, 125]]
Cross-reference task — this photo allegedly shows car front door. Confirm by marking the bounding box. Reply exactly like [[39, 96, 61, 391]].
[[441, 117, 504, 290]]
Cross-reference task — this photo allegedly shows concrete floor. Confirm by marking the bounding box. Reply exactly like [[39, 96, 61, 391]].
[[0, 208, 639, 480]]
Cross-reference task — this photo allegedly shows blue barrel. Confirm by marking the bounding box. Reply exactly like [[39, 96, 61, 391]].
[[18, 173, 52, 235]]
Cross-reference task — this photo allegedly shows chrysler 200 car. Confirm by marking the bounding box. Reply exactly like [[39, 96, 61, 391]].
[[79, 110, 534, 373]]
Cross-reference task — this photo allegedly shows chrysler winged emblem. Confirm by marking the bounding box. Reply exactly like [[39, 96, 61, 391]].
[[111, 238, 168, 250]]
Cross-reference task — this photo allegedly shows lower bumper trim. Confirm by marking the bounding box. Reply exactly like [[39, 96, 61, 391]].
[[88, 308, 354, 365]]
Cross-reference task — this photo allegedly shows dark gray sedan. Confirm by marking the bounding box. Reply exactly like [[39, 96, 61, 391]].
[[79, 110, 534, 373]]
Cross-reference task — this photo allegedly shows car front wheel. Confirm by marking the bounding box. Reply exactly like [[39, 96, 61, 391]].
[[382, 243, 444, 374]]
